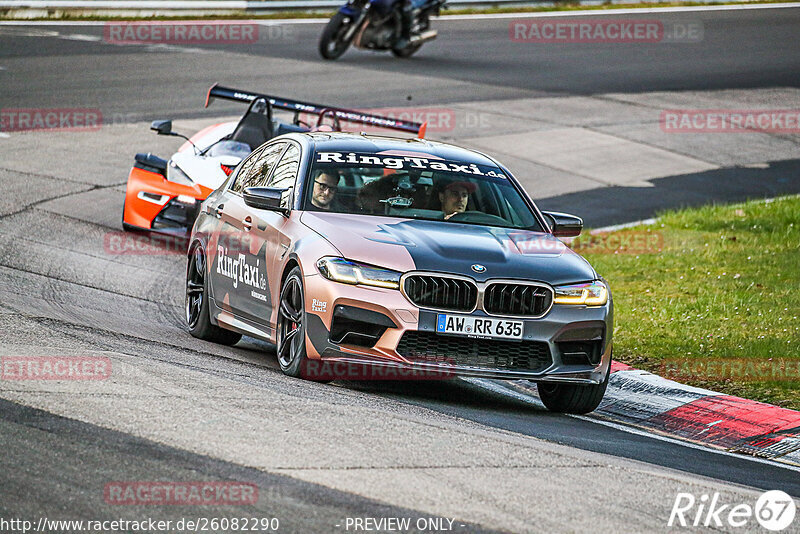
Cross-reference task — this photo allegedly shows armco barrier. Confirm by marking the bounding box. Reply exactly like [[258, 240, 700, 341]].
[[0, 0, 768, 16]]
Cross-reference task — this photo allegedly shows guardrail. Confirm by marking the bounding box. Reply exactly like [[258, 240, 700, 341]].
[[0, 0, 551, 11], [0, 0, 760, 16]]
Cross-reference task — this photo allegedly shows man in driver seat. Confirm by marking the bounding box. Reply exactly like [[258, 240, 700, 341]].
[[439, 180, 476, 220]]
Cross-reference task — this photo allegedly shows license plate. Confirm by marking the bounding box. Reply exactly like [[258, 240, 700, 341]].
[[436, 314, 523, 340]]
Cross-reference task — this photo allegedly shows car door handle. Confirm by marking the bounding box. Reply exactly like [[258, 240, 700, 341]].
[[242, 215, 252, 232], [214, 204, 224, 218]]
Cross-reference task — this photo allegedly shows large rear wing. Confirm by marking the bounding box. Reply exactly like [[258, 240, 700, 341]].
[[205, 83, 427, 138]]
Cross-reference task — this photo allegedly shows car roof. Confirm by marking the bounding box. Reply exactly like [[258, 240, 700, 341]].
[[282, 131, 501, 167]]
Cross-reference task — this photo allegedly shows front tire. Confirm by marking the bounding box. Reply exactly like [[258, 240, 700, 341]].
[[185, 245, 242, 346], [537, 360, 610, 414], [276, 267, 311, 377], [319, 13, 354, 60]]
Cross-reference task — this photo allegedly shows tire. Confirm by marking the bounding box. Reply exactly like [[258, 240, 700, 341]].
[[391, 43, 422, 58], [319, 13, 354, 60], [537, 359, 610, 414], [185, 245, 242, 346], [276, 267, 330, 382], [276, 267, 310, 378]]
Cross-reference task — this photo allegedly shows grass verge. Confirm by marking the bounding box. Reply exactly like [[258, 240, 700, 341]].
[[579, 195, 800, 410]]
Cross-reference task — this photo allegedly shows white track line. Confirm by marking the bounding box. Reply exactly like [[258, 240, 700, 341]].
[[0, 2, 798, 26], [441, 1, 800, 19], [467, 377, 800, 474]]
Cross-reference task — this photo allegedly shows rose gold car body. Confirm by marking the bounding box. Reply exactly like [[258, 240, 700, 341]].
[[187, 132, 613, 412]]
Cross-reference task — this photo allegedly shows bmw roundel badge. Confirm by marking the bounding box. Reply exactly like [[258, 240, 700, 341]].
[[471, 264, 486, 273]]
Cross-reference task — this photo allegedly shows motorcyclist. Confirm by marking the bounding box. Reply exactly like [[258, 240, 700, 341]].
[[395, 0, 425, 50]]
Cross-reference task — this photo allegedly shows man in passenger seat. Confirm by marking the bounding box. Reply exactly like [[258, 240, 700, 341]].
[[311, 171, 341, 211]]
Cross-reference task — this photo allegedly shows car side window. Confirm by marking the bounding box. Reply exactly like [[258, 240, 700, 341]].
[[231, 142, 286, 194], [229, 146, 263, 192], [267, 144, 301, 190]]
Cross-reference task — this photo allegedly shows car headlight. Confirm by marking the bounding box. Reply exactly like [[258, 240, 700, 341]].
[[316, 257, 401, 289], [553, 280, 608, 306], [167, 161, 193, 185]]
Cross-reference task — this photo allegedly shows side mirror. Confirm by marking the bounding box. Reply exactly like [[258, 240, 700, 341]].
[[151, 120, 173, 136], [243, 187, 290, 215], [542, 211, 583, 238]]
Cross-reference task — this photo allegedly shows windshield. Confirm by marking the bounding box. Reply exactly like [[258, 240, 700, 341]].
[[204, 139, 252, 159], [305, 151, 544, 231]]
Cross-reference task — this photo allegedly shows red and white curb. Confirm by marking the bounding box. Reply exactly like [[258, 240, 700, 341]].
[[603, 362, 800, 465], [472, 362, 800, 467]]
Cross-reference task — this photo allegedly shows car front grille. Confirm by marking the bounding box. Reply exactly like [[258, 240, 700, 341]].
[[403, 275, 478, 312], [483, 283, 553, 317], [397, 331, 552, 373]]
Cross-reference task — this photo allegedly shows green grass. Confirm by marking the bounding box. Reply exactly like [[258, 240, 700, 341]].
[[1, 0, 796, 21], [581, 196, 800, 410]]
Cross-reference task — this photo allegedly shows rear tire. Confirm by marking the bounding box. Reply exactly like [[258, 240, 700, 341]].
[[319, 13, 354, 60], [185, 245, 242, 346], [537, 360, 610, 414]]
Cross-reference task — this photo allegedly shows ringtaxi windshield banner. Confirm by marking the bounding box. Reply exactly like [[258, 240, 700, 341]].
[[315, 152, 506, 178]]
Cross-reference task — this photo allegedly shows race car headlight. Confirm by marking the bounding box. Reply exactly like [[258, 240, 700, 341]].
[[553, 280, 608, 306], [167, 161, 193, 185], [316, 257, 401, 290]]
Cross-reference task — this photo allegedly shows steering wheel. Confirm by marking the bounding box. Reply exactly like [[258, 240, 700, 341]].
[[446, 211, 509, 225]]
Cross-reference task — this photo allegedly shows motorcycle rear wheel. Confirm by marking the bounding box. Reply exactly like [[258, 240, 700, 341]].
[[319, 13, 354, 60]]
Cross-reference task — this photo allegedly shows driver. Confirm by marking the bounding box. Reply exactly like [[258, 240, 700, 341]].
[[311, 171, 340, 210], [439, 180, 476, 220]]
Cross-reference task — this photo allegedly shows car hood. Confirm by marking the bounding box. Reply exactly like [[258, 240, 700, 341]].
[[300, 212, 596, 286]]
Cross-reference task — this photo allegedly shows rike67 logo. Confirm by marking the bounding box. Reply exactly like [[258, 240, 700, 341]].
[[669, 490, 796, 531]]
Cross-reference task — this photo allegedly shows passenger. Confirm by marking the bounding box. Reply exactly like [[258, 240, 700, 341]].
[[311, 171, 340, 210], [356, 175, 396, 214]]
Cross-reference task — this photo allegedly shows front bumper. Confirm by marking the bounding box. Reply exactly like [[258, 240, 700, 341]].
[[123, 165, 210, 233], [302, 273, 613, 384]]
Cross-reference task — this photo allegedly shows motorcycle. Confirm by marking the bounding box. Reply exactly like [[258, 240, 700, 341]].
[[319, 0, 445, 60]]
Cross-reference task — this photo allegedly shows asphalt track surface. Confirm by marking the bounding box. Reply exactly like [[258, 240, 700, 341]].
[[1, 7, 800, 532], [1, 8, 799, 114]]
